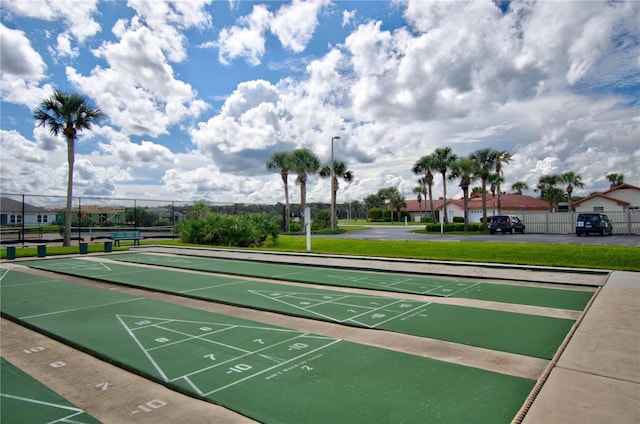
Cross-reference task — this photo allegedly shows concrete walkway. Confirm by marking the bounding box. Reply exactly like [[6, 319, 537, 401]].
[[522, 271, 640, 424]]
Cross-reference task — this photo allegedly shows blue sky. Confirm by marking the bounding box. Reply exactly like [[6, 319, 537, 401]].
[[1, 0, 639, 206]]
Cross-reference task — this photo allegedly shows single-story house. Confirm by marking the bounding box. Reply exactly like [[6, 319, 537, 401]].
[[572, 184, 640, 213], [406, 194, 550, 223], [0, 197, 57, 226], [405, 199, 445, 222]]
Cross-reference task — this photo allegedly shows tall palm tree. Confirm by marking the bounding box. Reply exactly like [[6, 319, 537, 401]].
[[450, 157, 479, 232], [320, 160, 354, 230], [289, 148, 320, 231], [266, 151, 293, 232], [470, 148, 497, 230], [494, 151, 512, 215], [432, 147, 457, 224], [511, 181, 529, 195], [412, 155, 437, 223], [33, 90, 104, 247], [606, 173, 625, 188], [561, 171, 585, 209]]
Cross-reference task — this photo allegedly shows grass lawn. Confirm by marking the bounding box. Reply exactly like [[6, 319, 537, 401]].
[[3, 236, 637, 271]]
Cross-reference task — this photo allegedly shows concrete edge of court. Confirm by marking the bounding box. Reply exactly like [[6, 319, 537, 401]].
[[521, 269, 640, 424]]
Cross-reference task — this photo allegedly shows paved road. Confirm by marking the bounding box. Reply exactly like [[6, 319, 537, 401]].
[[328, 225, 640, 246]]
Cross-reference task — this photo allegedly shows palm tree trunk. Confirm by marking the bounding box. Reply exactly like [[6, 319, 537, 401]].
[[428, 184, 436, 223], [64, 137, 74, 247], [283, 177, 290, 232], [463, 188, 469, 232], [300, 180, 307, 231], [441, 174, 448, 223], [481, 179, 488, 231]]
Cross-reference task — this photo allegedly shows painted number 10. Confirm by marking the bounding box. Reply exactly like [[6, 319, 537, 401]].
[[227, 364, 252, 374]]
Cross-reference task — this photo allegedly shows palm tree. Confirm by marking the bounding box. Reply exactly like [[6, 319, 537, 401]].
[[189, 201, 210, 220], [364, 194, 383, 210], [511, 181, 529, 195], [412, 155, 437, 223], [289, 148, 320, 231], [487, 173, 504, 216], [450, 157, 478, 231], [606, 173, 625, 188], [470, 148, 497, 230], [494, 151, 512, 214], [561, 171, 585, 209], [320, 160, 354, 230], [432, 147, 457, 223], [33, 90, 104, 247], [536, 174, 563, 212], [266, 151, 293, 232], [386, 187, 406, 223], [350, 200, 362, 220], [413, 184, 425, 220]]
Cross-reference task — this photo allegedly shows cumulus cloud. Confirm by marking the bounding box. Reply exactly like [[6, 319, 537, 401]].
[[217, 0, 331, 65], [67, 3, 209, 137]]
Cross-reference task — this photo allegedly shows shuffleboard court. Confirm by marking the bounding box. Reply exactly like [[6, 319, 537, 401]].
[[1, 357, 100, 424], [24, 257, 574, 359], [102, 252, 595, 310], [0, 268, 535, 423]]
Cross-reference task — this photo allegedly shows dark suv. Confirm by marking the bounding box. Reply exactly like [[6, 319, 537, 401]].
[[576, 213, 613, 236], [489, 215, 525, 234]]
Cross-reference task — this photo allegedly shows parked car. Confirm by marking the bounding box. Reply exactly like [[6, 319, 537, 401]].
[[489, 215, 525, 234], [576, 213, 613, 236]]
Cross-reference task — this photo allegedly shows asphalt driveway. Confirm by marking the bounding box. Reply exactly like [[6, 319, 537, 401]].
[[331, 225, 640, 246]]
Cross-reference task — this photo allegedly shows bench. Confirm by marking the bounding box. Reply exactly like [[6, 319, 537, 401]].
[[110, 230, 143, 246]]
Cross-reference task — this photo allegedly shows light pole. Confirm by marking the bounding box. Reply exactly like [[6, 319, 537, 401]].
[[330, 135, 340, 231]]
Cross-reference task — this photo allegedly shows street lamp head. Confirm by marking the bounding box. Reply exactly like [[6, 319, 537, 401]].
[[332, 136, 340, 141]]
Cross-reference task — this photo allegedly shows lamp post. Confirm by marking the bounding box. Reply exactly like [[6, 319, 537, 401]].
[[330, 135, 340, 231]]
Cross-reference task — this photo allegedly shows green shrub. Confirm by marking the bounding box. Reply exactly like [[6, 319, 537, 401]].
[[452, 216, 464, 223], [425, 222, 484, 232], [311, 210, 331, 231], [178, 212, 279, 247], [368, 208, 383, 221]]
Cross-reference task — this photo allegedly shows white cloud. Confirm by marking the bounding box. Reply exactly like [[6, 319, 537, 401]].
[[217, 4, 271, 66], [270, 0, 329, 53], [67, 5, 209, 137], [218, 0, 331, 65]]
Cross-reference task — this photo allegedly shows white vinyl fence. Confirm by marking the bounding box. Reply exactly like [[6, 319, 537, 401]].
[[521, 211, 640, 235]]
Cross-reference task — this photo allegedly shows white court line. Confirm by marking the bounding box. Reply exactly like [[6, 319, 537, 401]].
[[174, 332, 325, 381], [248, 290, 349, 323], [0, 393, 85, 413], [147, 325, 252, 354], [178, 279, 251, 294], [0, 267, 9, 283], [202, 339, 342, 396], [433, 281, 482, 297], [116, 314, 170, 381], [20, 298, 145, 320], [348, 303, 431, 328]]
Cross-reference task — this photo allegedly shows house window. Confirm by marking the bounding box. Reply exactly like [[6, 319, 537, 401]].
[[10, 214, 22, 224], [593, 206, 604, 212], [37, 214, 48, 223]]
